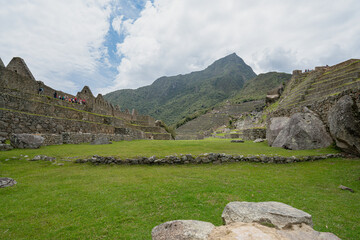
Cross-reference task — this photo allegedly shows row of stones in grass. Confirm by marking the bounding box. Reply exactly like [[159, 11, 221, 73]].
[[75, 152, 344, 165]]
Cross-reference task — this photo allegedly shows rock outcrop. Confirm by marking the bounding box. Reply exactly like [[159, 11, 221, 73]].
[[10, 133, 44, 149], [152, 220, 215, 240], [328, 95, 360, 156], [0, 177, 17, 188], [152, 202, 340, 240], [271, 111, 333, 150], [221, 201, 312, 229], [266, 117, 290, 146]]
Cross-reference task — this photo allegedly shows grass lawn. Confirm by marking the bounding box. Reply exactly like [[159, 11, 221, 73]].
[[0, 138, 341, 160], [0, 139, 359, 239]]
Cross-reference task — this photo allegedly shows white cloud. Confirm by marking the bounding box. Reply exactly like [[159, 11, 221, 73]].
[[107, 0, 360, 92], [1, 0, 360, 95], [112, 15, 124, 34], [0, 0, 112, 92]]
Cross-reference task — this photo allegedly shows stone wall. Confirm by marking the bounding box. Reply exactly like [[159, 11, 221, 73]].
[[75, 152, 344, 165], [0, 109, 115, 138], [0, 57, 171, 144], [0, 58, 156, 125], [6, 57, 36, 80], [278, 59, 360, 111], [242, 128, 266, 140]]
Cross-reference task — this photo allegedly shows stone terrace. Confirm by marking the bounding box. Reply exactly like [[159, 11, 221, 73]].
[[0, 57, 171, 144], [176, 100, 265, 140], [278, 59, 360, 110]]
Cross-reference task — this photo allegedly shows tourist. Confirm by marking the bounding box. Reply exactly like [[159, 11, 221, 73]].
[[54, 91, 57, 98], [38, 87, 44, 95]]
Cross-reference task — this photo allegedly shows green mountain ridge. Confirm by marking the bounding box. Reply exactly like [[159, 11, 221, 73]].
[[229, 72, 292, 104], [175, 72, 292, 137], [104, 53, 257, 125]]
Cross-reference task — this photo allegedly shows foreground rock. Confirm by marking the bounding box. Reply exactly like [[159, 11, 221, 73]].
[[208, 222, 340, 240], [267, 117, 290, 146], [10, 134, 44, 149], [0, 177, 17, 188], [152, 202, 339, 240], [152, 220, 215, 240], [272, 111, 333, 150], [328, 95, 360, 156], [221, 201, 312, 229]]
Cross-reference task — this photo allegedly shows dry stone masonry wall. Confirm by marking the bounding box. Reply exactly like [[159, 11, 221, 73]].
[[0, 57, 171, 148], [75, 152, 344, 165]]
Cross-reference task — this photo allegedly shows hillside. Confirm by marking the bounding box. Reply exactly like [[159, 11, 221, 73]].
[[175, 72, 291, 139], [104, 53, 256, 125], [229, 72, 292, 103], [276, 59, 360, 111]]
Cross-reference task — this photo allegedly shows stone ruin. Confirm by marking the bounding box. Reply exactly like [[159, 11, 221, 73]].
[[267, 59, 360, 156], [0, 57, 171, 149]]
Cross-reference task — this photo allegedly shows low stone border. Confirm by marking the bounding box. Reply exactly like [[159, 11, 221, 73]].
[[74, 153, 344, 165]]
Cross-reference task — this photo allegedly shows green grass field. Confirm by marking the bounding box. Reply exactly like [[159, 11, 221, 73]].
[[1, 139, 359, 239]]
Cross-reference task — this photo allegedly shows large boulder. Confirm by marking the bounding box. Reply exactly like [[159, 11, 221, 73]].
[[10, 134, 44, 149], [272, 112, 333, 150], [267, 117, 290, 146], [221, 201, 312, 229], [152, 202, 340, 240], [152, 220, 215, 240], [209, 222, 340, 240], [0, 177, 17, 188], [328, 95, 360, 156]]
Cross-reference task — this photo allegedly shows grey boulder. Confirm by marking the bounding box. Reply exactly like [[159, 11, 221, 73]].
[[152, 220, 215, 240], [267, 117, 290, 146], [272, 112, 333, 150], [328, 95, 360, 156], [0, 177, 17, 188], [221, 201, 312, 229], [10, 134, 44, 149], [209, 222, 340, 240]]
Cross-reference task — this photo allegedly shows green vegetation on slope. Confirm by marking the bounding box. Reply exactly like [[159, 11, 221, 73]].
[[104, 53, 256, 125], [174, 72, 290, 131], [0, 140, 358, 239], [229, 72, 292, 104]]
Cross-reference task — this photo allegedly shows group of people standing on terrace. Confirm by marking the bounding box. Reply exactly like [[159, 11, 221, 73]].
[[53, 91, 86, 105]]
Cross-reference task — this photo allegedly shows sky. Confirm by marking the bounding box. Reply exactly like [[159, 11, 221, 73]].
[[1, 0, 360, 95]]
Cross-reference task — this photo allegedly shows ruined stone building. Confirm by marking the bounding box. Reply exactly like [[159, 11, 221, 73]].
[[0, 57, 171, 146]]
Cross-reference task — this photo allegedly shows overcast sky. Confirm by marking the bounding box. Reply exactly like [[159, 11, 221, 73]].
[[1, 0, 359, 95]]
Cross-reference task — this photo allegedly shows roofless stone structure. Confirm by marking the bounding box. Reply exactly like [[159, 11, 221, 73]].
[[0, 57, 171, 147]]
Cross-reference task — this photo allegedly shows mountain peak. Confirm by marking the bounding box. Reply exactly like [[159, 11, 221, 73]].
[[214, 52, 243, 63]]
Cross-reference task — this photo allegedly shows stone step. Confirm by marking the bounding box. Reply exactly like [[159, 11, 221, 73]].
[[305, 80, 360, 102], [312, 71, 359, 88], [308, 76, 359, 94]]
